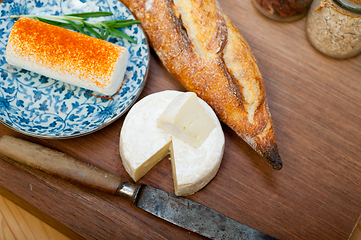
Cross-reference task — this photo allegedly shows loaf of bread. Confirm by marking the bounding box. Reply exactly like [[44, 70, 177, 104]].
[[120, 0, 283, 170]]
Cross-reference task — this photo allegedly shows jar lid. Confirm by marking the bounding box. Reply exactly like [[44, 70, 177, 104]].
[[334, 0, 361, 12]]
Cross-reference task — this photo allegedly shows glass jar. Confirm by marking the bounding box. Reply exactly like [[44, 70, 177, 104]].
[[252, 0, 313, 22], [306, 0, 361, 59]]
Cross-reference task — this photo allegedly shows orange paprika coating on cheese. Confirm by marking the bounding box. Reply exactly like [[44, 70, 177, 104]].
[[8, 17, 126, 89]]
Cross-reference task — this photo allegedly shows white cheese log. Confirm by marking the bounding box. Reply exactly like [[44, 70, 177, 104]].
[[5, 17, 128, 96], [119, 90, 225, 196]]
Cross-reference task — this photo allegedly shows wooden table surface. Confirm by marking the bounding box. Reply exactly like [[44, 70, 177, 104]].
[[0, 0, 361, 239]]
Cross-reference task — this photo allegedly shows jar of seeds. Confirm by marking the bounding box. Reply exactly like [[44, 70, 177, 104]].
[[306, 0, 361, 59]]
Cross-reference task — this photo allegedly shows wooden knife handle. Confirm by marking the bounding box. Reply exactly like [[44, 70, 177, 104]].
[[0, 135, 125, 196]]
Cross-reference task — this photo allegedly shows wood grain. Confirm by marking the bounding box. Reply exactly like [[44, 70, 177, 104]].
[[0, 0, 360, 239], [350, 216, 361, 240], [0, 195, 70, 240]]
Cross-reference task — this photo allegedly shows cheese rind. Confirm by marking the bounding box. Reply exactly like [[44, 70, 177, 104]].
[[157, 92, 216, 148], [119, 90, 225, 196], [5, 17, 128, 96], [119, 91, 173, 181]]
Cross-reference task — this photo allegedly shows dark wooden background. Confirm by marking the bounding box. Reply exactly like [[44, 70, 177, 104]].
[[0, 0, 360, 239]]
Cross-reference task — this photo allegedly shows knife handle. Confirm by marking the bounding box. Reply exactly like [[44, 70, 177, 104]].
[[0, 135, 141, 202]]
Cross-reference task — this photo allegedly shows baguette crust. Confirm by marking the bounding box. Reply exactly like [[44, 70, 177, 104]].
[[121, 0, 282, 170]]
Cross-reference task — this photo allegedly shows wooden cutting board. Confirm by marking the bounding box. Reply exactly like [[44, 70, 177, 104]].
[[0, 0, 360, 239]]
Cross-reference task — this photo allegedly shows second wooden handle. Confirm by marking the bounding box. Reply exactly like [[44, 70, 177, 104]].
[[0, 135, 123, 195]]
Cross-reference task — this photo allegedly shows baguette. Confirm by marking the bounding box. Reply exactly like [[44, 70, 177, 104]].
[[120, 0, 283, 170]]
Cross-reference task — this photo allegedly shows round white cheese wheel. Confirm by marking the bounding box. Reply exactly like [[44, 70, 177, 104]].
[[119, 90, 225, 196]]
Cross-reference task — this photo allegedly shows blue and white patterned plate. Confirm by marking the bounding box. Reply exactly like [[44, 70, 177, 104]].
[[0, 0, 149, 139]]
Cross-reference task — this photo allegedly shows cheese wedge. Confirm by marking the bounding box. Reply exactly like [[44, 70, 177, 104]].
[[119, 90, 224, 196], [157, 92, 216, 148], [5, 17, 128, 96]]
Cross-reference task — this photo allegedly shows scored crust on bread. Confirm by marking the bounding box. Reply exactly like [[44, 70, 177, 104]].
[[120, 0, 283, 170]]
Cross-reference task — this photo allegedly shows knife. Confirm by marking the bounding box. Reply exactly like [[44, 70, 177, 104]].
[[0, 135, 278, 240]]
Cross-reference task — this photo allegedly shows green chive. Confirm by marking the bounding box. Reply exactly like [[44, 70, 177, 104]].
[[110, 27, 137, 44], [65, 11, 113, 18], [83, 22, 102, 39]]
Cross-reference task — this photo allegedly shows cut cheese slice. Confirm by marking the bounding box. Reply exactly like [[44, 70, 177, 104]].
[[157, 92, 216, 147], [119, 90, 225, 196], [5, 17, 128, 96]]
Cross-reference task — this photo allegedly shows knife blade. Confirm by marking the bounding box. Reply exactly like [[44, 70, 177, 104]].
[[0, 135, 278, 240]]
